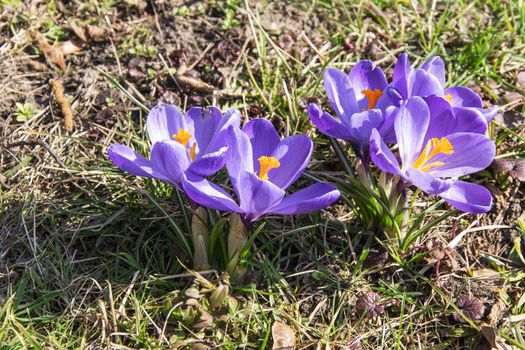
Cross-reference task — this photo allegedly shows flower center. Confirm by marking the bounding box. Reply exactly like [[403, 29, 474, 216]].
[[413, 137, 454, 172], [361, 89, 383, 109], [445, 93, 453, 104], [173, 128, 197, 161], [257, 156, 280, 180], [173, 129, 192, 147]]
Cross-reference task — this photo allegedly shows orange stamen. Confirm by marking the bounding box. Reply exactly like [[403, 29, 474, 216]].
[[173, 129, 192, 147], [361, 89, 383, 109], [258, 156, 280, 180], [189, 142, 197, 162], [413, 137, 454, 172]]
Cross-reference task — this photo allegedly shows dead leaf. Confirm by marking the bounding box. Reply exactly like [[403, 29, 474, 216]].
[[472, 269, 502, 280], [480, 326, 517, 350], [37, 34, 65, 70], [504, 91, 523, 103], [453, 295, 485, 323], [28, 60, 48, 71], [272, 321, 295, 350], [87, 25, 107, 42], [210, 284, 229, 309], [60, 40, 82, 55], [356, 292, 384, 318], [488, 298, 506, 326], [192, 310, 213, 331], [491, 159, 525, 181], [69, 20, 87, 42]]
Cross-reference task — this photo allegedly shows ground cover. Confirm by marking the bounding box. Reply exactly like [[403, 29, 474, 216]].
[[1, 0, 525, 349]]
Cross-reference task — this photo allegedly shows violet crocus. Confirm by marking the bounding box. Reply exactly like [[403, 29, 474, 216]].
[[107, 103, 240, 189], [182, 118, 340, 273], [370, 97, 495, 214], [377, 53, 497, 121], [182, 118, 341, 224], [307, 60, 388, 159], [107, 103, 241, 269]]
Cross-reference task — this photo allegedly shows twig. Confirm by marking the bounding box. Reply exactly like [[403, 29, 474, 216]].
[[50, 79, 74, 132], [186, 42, 214, 72]]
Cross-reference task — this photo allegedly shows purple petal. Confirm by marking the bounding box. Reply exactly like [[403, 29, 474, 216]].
[[408, 69, 443, 98], [108, 144, 167, 180], [237, 171, 285, 221], [147, 103, 188, 144], [307, 103, 352, 140], [424, 96, 487, 141], [392, 53, 411, 98], [405, 169, 453, 195], [226, 126, 254, 191], [425, 96, 455, 139], [438, 181, 492, 213], [394, 97, 430, 167], [324, 68, 358, 121], [421, 56, 445, 88], [377, 106, 398, 143], [187, 146, 228, 177], [268, 134, 313, 190], [271, 183, 340, 215], [375, 87, 402, 114], [428, 133, 495, 178], [150, 140, 190, 184], [206, 108, 242, 153], [348, 60, 387, 110], [243, 118, 281, 166], [182, 174, 242, 212], [345, 109, 384, 149], [452, 107, 487, 134], [186, 107, 221, 155], [370, 129, 401, 175], [481, 107, 498, 122], [444, 87, 482, 108]]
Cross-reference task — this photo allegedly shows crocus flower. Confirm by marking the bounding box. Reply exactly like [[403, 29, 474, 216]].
[[370, 97, 495, 213], [107, 103, 240, 188], [307, 60, 388, 158], [377, 53, 497, 121], [181, 118, 340, 223]]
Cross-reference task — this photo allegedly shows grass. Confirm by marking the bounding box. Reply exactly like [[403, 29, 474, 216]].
[[1, 0, 525, 348]]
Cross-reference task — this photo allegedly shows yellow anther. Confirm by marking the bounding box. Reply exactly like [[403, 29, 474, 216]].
[[361, 89, 383, 110], [413, 137, 454, 172], [445, 93, 453, 104], [173, 129, 192, 147], [258, 156, 280, 180], [189, 142, 197, 162]]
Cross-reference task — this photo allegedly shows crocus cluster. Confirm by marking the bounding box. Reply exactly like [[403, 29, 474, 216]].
[[108, 52, 498, 268], [308, 53, 496, 213], [108, 103, 341, 226]]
